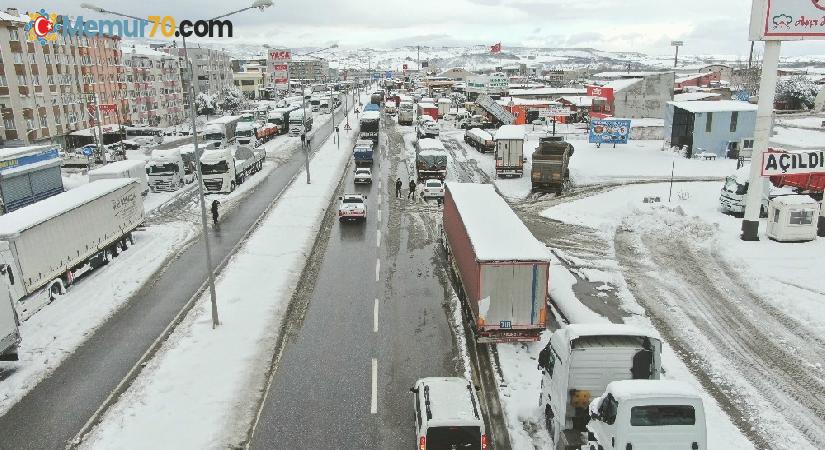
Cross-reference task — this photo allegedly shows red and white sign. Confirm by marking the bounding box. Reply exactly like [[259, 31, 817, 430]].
[[266, 49, 292, 89], [88, 103, 117, 113], [750, 0, 825, 40], [586, 85, 614, 101], [268, 50, 292, 61], [539, 106, 572, 118]]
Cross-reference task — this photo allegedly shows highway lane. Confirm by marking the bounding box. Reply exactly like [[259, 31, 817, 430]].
[[248, 111, 462, 449], [0, 97, 355, 450]]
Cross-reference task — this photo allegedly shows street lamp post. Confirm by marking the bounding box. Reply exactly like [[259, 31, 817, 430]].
[[82, 0, 274, 329]]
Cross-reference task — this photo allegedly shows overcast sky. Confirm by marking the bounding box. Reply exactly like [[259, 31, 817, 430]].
[[31, 0, 825, 57]]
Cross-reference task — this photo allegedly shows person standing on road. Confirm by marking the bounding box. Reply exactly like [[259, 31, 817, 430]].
[[211, 200, 220, 224], [408, 178, 416, 199], [395, 177, 402, 198]]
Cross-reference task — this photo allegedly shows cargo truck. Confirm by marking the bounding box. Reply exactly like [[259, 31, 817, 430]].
[[416, 138, 448, 181], [267, 107, 294, 135], [353, 139, 374, 166], [147, 149, 190, 192], [88, 159, 149, 196], [0, 179, 144, 323], [203, 115, 241, 149], [398, 101, 415, 125], [437, 98, 451, 118], [199, 145, 264, 193], [537, 324, 663, 449], [494, 125, 525, 178], [531, 136, 574, 193], [464, 128, 494, 153], [441, 183, 549, 343], [359, 111, 381, 143], [235, 122, 259, 148], [418, 102, 439, 122]]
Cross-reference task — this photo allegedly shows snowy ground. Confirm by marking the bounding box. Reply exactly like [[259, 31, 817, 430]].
[[0, 223, 196, 416], [525, 181, 825, 449], [78, 110, 360, 450]]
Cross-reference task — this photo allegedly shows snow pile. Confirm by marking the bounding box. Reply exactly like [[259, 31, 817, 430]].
[[78, 113, 358, 450]]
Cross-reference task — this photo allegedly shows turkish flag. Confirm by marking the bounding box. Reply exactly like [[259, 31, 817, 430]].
[[490, 42, 501, 53]]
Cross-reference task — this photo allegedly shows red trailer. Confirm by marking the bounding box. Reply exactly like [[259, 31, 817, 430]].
[[256, 123, 278, 143], [418, 102, 439, 121], [441, 183, 550, 343]]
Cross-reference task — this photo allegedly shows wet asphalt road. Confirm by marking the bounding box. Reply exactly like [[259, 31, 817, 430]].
[[249, 114, 462, 449], [0, 103, 349, 450]]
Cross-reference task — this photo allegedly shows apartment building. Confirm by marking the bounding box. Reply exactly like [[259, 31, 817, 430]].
[[233, 63, 265, 99], [160, 46, 233, 105], [124, 45, 184, 127], [289, 57, 330, 81], [0, 8, 126, 147]]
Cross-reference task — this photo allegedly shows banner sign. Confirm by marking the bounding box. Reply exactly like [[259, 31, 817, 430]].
[[266, 49, 291, 88], [761, 150, 825, 176], [0, 148, 60, 173], [589, 119, 631, 144], [750, 0, 825, 40], [88, 103, 117, 113], [539, 106, 572, 118]]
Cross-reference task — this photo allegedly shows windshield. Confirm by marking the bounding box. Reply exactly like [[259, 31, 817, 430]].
[[630, 405, 696, 426], [426, 180, 442, 188], [724, 176, 747, 195], [237, 129, 254, 137], [204, 133, 224, 141], [201, 161, 229, 175], [426, 426, 481, 450], [148, 163, 178, 174], [356, 170, 370, 175], [342, 197, 363, 204]]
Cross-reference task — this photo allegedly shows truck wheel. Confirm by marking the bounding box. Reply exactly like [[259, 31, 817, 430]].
[[120, 238, 128, 251]]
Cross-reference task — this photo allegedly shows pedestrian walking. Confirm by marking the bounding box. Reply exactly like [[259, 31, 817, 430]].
[[210, 199, 220, 224], [395, 177, 402, 198], [407, 178, 416, 199]]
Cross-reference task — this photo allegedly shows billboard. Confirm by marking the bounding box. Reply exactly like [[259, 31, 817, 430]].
[[589, 119, 631, 144], [750, 0, 825, 40], [266, 49, 291, 89], [761, 150, 825, 176], [539, 106, 572, 118]]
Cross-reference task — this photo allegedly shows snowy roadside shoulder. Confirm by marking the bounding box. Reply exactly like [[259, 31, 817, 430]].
[[0, 222, 196, 416], [77, 115, 359, 450]]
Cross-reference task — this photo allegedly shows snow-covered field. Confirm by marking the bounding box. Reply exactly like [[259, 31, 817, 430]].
[[78, 111, 360, 450], [0, 223, 196, 416]]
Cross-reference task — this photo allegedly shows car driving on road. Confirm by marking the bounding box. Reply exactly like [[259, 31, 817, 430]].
[[338, 193, 368, 222], [410, 377, 487, 450], [422, 179, 445, 199], [354, 167, 373, 184]]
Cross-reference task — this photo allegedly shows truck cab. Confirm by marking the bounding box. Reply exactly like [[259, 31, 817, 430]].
[[538, 324, 663, 449], [147, 149, 187, 192], [235, 122, 259, 148], [200, 148, 237, 193], [588, 380, 707, 450]]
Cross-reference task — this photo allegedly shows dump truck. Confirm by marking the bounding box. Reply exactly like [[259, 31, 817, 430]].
[[531, 136, 574, 193], [416, 138, 448, 181], [441, 183, 549, 343]]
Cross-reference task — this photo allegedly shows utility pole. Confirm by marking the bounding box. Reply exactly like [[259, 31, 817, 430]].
[[93, 92, 106, 165], [748, 41, 755, 68]]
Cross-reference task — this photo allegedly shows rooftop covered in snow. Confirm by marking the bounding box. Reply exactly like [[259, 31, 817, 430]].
[[494, 125, 525, 141], [447, 183, 550, 262], [668, 100, 757, 113], [606, 380, 700, 401]]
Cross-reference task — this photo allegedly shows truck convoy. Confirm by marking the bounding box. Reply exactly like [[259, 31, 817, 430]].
[[203, 115, 241, 149], [588, 380, 707, 450], [199, 145, 265, 193], [0, 179, 144, 325], [88, 159, 150, 196], [416, 138, 448, 181], [359, 111, 381, 143], [531, 136, 574, 193], [147, 149, 191, 192], [353, 139, 374, 166], [442, 183, 549, 343], [398, 101, 415, 125], [537, 324, 663, 449]]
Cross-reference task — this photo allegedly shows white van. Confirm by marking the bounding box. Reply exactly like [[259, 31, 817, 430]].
[[410, 377, 487, 450], [588, 380, 707, 450], [538, 324, 662, 449]]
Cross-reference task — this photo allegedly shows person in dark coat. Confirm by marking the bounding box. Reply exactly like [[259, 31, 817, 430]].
[[407, 178, 416, 199], [395, 178, 403, 198], [631, 337, 654, 379], [211, 200, 220, 224]]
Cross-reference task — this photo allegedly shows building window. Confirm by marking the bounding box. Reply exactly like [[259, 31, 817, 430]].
[[705, 112, 713, 133], [17, 74, 26, 85], [0, 74, 6, 87], [32, 75, 40, 86], [40, 114, 47, 128], [13, 52, 23, 64], [9, 28, 20, 41], [3, 118, 14, 129], [28, 53, 36, 64], [789, 209, 814, 225], [730, 111, 738, 133], [25, 118, 34, 130]]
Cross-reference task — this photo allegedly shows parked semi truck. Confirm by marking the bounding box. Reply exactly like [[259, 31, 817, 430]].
[[416, 138, 448, 181], [398, 101, 415, 125], [203, 115, 241, 148], [494, 124, 525, 178], [147, 149, 190, 192], [88, 159, 149, 196], [464, 128, 494, 153], [441, 183, 549, 343], [0, 179, 144, 323], [531, 136, 574, 193], [359, 111, 381, 143], [538, 324, 663, 449], [200, 146, 264, 193]]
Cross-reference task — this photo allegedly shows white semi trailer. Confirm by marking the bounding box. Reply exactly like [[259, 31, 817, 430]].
[[0, 179, 144, 323]]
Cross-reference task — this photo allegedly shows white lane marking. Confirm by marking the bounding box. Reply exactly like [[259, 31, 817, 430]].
[[375, 258, 380, 282], [373, 299, 379, 333], [371, 358, 378, 414], [376, 230, 381, 248], [377, 208, 381, 223], [378, 192, 382, 204]]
